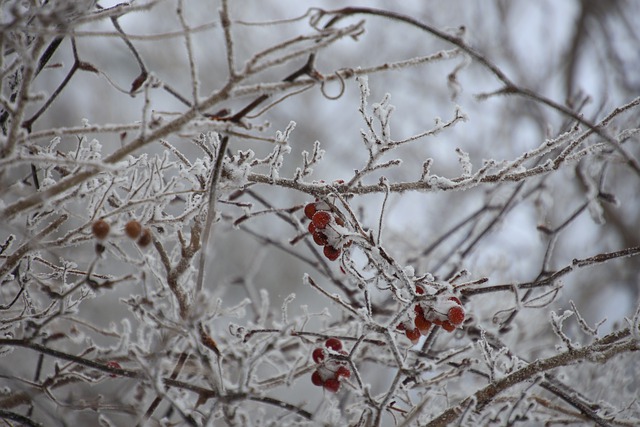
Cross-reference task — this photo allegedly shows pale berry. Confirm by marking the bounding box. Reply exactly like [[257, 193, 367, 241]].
[[323, 245, 341, 261], [325, 338, 343, 351], [312, 348, 325, 363], [323, 378, 340, 393], [92, 219, 110, 240], [312, 211, 332, 229], [311, 370, 324, 386], [304, 203, 317, 220]]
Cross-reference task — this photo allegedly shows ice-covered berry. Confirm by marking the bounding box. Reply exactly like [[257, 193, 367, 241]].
[[311, 370, 324, 386], [405, 328, 421, 343], [336, 366, 351, 379], [447, 305, 465, 325], [440, 321, 456, 332], [414, 313, 432, 334], [323, 245, 341, 261], [312, 348, 325, 363], [313, 231, 328, 246], [325, 338, 343, 352], [312, 211, 332, 229], [304, 203, 317, 220], [323, 378, 341, 393]]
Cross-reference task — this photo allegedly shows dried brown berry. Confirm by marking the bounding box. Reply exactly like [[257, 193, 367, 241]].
[[137, 228, 152, 247], [124, 220, 142, 239], [92, 219, 110, 240]]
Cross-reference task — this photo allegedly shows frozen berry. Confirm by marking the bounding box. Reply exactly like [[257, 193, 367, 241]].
[[448, 306, 465, 326], [441, 321, 456, 332], [415, 285, 425, 295], [124, 220, 142, 239], [304, 203, 317, 220], [308, 222, 316, 234], [92, 219, 110, 240], [312, 211, 332, 229], [312, 348, 325, 363], [311, 370, 324, 386], [414, 314, 432, 334], [313, 231, 328, 246], [405, 328, 421, 344], [323, 378, 340, 393], [336, 366, 351, 379], [325, 338, 343, 352], [323, 245, 341, 261], [449, 296, 462, 305]]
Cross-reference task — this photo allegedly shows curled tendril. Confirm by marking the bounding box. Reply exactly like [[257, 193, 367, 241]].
[[320, 71, 346, 100]]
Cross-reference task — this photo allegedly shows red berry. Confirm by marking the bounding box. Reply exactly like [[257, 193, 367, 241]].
[[448, 296, 462, 305], [405, 328, 421, 343], [323, 378, 340, 393], [414, 314, 432, 334], [323, 245, 341, 261], [441, 321, 456, 332], [308, 222, 316, 234], [325, 338, 343, 351], [448, 306, 465, 326], [313, 231, 328, 246], [396, 323, 406, 331], [92, 219, 110, 240], [415, 285, 425, 295], [336, 366, 351, 379], [312, 348, 325, 363], [304, 203, 317, 220], [312, 211, 332, 229], [311, 370, 324, 386], [414, 304, 424, 315]]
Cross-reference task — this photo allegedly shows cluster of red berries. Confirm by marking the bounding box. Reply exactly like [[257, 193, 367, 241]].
[[91, 219, 152, 247], [396, 286, 466, 344], [304, 201, 346, 261], [310, 338, 351, 393]]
